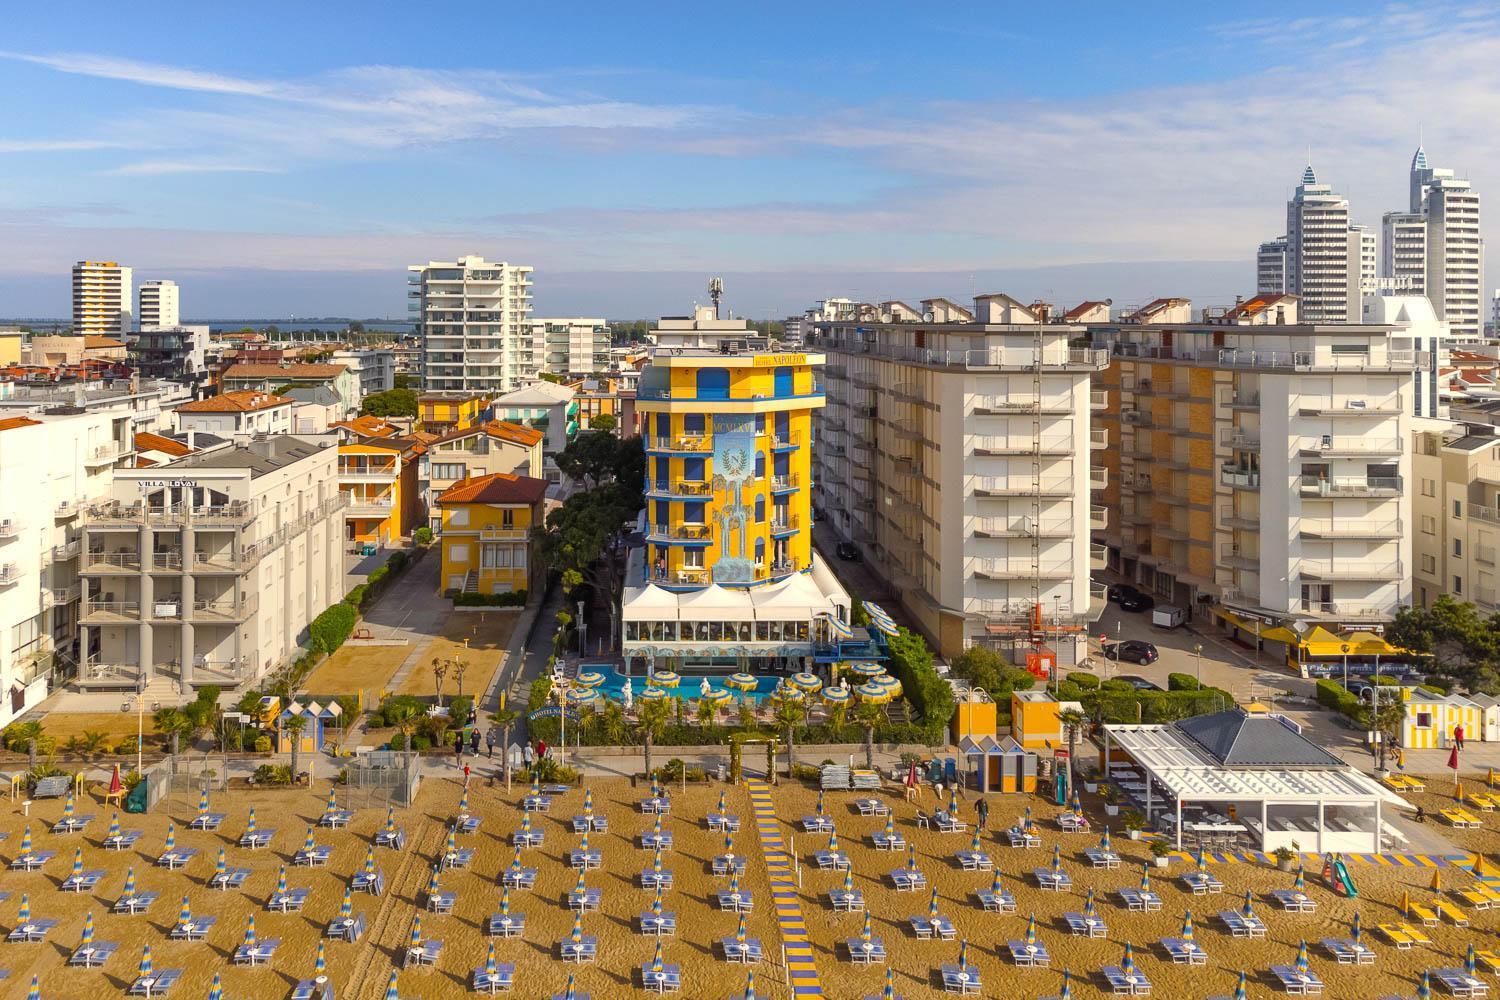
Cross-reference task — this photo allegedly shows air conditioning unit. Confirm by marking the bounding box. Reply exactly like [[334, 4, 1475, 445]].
[[1122, 411, 1141, 425]]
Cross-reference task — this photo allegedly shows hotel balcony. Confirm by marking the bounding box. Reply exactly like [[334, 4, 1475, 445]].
[[770, 515, 801, 537], [1089, 505, 1108, 530], [1298, 560, 1403, 582], [338, 460, 399, 481], [972, 435, 1073, 457], [645, 523, 714, 543], [972, 516, 1070, 538], [1090, 428, 1108, 449], [1091, 390, 1108, 410], [973, 558, 1074, 580], [1221, 428, 1260, 450], [188, 594, 260, 623], [0, 519, 20, 539], [343, 494, 396, 517], [1212, 348, 1418, 372], [81, 600, 141, 624], [1090, 466, 1108, 489], [1220, 468, 1261, 490], [1090, 542, 1108, 570], [770, 431, 803, 451], [645, 435, 712, 454], [81, 550, 141, 574], [646, 479, 714, 499], [190, 549, 260, 573], [1296, 395, 1402, 416], [1219, 506, 1259, 531], [770, 474, 800, 494], [1297, 436, 1403, 457], [83, 502, 255, 528], [85, 443, 124, 467], [1218, 544, 1260, 571], [1298, 475, 1402, 498], [972, 396, 1073, 416]]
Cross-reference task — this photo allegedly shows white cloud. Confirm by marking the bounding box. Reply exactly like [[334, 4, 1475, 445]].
[[0, 138, 135, 153], [104, 160, 282, 177]]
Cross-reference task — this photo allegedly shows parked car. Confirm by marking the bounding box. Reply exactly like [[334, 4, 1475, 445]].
[[1102, 642, 1160, 666], [1110, 672, 1164, 690], [835, 541, 860, 561], [1107, 584, 1155, 612]]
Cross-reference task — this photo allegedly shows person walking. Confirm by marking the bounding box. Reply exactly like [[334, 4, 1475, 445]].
[[524, 743, 535, 770], [469, 729, 481, 756], [975, 797, 990, 832], [454, 730, 464, 765], [463, 762, 471, 784], [1455, 723, 1466, 750], [485, 728, 497, 759]]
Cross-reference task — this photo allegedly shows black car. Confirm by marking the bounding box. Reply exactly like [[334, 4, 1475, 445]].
[[1102, 640, 1160, 666], [1110, 671, 1164, 689], [1107, 584, 1155, 612], [835, 541, 861, 561]]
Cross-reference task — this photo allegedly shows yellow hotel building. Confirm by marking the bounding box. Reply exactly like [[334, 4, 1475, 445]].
[[622, 307, 852, 678], [436, 472, 548, 597]]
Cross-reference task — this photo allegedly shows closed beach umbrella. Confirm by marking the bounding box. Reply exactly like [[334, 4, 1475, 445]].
[[459, 786, 470, 815], [841, 868, 854, 895], [650, 888, 663, 918], [1294, 865, 1306, 892], [531, 775, 541, 797], [447, 827, 459, 855], [1139, 867, 1152, 893], [340, 887, 353, 919], [509, 846, 524, 873], [315, 940, 327, 976], [485, 939, 497, 978], [500, 887, 511, 916], [562, 974, 577, 1000], [70, 847, 82, 877], [26, 977, 39, 1000], [861, 911, 874, 943], [163, 823, 175, 851], [578, 830, 589, 852], [816, 790, 826, 816], [1083, 888, 1097, 919], [63, 791, 75, 821], [745, 969, 758, 1000], [326, 788, 338, 813], [1242, 889, 1255, 917], [651, 670, 681, 689], [19, 824, 30, 853], [1351, 912, 1363, 946], [1050, 843, 1063, 874], [427, 865, 441, 896], [138, 943, 153, 978], [384, 806, 397, 836], [1100, 828, 1112, 852], [588, 789, 597, 813], [177, 895, 191, 927], [724, 832, 735, 857], [729, 873, 742, 897], [208, 972, 223, 1000], [576, 670, 606, 689], [245, 808, 257, 835], [906, 846, 919, 872], [108, 812, 121, 839], [197, 789, 210, 816], [1232, 971, 1249, 1000], [573, 870, 587, 897], [1181, 910, 1196, 942], [651, 939, 664, 974], [81, 910, 94, 945], [735, 913, 748, 943], [726, 672, 757, 691], [826, 831, 839, 853], [1121, 942, 1136, 975], [928, 887, 940, 919], [570, 911, 582, 944], [16, 893, 28, 922], [1418, 970, 1432, 1000], [409, 915, 422, 948], [957, 937, 969, 969], [244, 913, 257, 948], [1025, 913, 1038, 945], [1294, 939, 1309, 974], [277, 865, 288, 894], [790, 671, 822, 692], [304, 827, 317, 854], [364, 847, 377, 876], [384, 971, 400, 1000], [214, 848, 226, 878], [653, 848, 664, 876], [989, 870, 1004, 897], [970, 831, 982, 854], [1059, 969, 1072, 1000], [884, 815, 896, 838], [1468, 943, 1479, 975], [882, 968, 895, 1000]]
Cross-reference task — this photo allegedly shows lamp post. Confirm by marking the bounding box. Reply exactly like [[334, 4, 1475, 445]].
[[555, 679, 569, 771], [1341, 643, 1351, 691], [136, 674, 145, 776], [577, 600, 587, 657], [1194, 643, 1203, 689]]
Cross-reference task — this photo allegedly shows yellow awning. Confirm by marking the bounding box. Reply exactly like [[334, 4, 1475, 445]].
[[1259, 626, 1300, 644], [1213, 606, 1296, 643]]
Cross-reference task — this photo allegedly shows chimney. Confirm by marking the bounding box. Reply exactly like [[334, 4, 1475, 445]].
[[186, 429, 196, 451]]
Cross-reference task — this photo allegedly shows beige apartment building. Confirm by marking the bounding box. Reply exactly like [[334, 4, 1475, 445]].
[[1412, 424, 1500, 612], [810, 293, 1108, 659], [1090, 293, 1416, 635], [79, 436, 345, 694], [422, 421, 544, 528]]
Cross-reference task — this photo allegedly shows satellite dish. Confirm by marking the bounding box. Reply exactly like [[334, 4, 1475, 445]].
[[1290, 620, 1310, 635]]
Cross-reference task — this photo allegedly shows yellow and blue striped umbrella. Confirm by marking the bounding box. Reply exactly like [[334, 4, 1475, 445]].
[[1139, 866, 1152, 893], [340, 887, 353, 919], [1059, 969, 1072, 1000], [409, 915, 422, 948], [1351, 911, 1363, 946], [745, 969, 758, 1000], [531, 775, 541, 797], [1196, 848, 1208, 872], [928, 887, 940, 919], [384, 806, 397, 836], [651, 939, 664, 974], [653, 848, 664, 875], [586, 789, 595, 813], [26, 975, 39, 1000], [790, 672, 822, 692], [821, 686, 851, 707], [81, 910, 94, 945], [459, 785, 470, 815], [1233, 971, 1248, 1000], [107, 812, 121, 839], [562, 974, 577, 1000], [774, 684, 806, 703], [62, 791, 75, 820], [826, 831, 839, 853], [1468, 943, 1479, 975], [735, 913, 747, 943], [848, 661, 885, 678], [842, 868, 855, 895], [17, 894, 29, 922], [500, 887, 511, 916], [197, 789, 210, 815], [1099, 828, 1112, 852], [726, 672, 758, 691], [208, 972, 222, 1000], [1181, 910, 1195, 942], [1241, 889, 1255, 917], [304, 827, 317, 854], [163, 822, 175, 851], [576, 671, 606, 689], [1121, 942, 1136, 975], [326, 788, 338, 813], [651, 671, 681, 689], [823, 614, 853, 639], [138, 943, 153, 978], [1083, 888, 1097, 919], [276, 865, 288, 894], [650, 888, 663, 918], [573, 869, 587, 897], [177, 895, 191, 927], [906, 846, 919, 872], [1418, 970, 1432, 1000], [364, 847, 376, 876], [19, 824, 30, 853], [509, 846, 524, 872], [428, 865, 441, 896], [639, 686, 669, 702], [570, 911, 583, 945], [729, 873, 741, 896], [315, 940, 327, 976], [245, 808, 257, 835], [862, 911, 874, 943], [1025, 914, 1037, 945], [1294, 939, 1310, 974], [214, 848, 227, 878], [1294, 866, 1306, 892], [990, 870, 1004, 896], [70, 847, 83, 877], [485, 939, 497, 978], [244, 913, 257, 947], [384, 970, 400, 1000], [956, 938, 969, 969], [565, 687, 599, 706], [653, 814, 664, 836]]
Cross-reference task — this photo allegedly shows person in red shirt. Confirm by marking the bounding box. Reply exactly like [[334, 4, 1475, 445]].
[[537, 740, 549, 760], [1454, 724, 1466, 750]]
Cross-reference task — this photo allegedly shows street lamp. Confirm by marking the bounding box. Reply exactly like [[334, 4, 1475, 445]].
[[554, 679, 570, 771], [1194, 643, 1203, 689], [1341, 643, 1351, 691], [577, 600, 587, 657]]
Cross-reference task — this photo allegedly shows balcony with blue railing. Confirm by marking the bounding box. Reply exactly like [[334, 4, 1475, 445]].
[[637, 380, 826, 403]]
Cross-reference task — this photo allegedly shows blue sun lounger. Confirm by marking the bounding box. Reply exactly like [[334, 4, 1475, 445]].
[[169, 916, 215, 940], [115, 891, 160, 915], [265, 888, 310, 913], [1064, 912, 1108, 937], [720, 936, 763, 963], [1161, 937, 1207, 964], [559, 935, 598, 963], [639, 909, 677, 935], [102, 830, 141, 851], [402, 939, 443, 967], [639, 961, 682, 992], [889, 868, 927, 892], [1007, 940, 1051, 967], [325, 913, 365, 942], [375, 826, 406, 850], [293, 845, 333, 868], [427, 890, 457, 914], [488, 911, 526, 937], [568, 887, 603, 912], [1103, 965, 1153, 994], [471, 962, 516, 994], [639, 867, 674, 890], [1321, 938, 1375, 965], [910, 915, 956, 940], [210, 868, 251, 891], [1270, 966, 1324, 994], [128, 969, 182, 996], [712, 853, 748, 876], [292, 976, 336, 1000], [233, 939, 281, 966], [318, 809, 354, 829], [829, 888, 864, 912], [52, 814, 94, 834], [845, 937, 887, 964], [189, 812, 225, 831], [511, 827, 543, 848], [238, 827, 275, 849], [717, 888, 753, 912], [351, 869, 385, 895], [977, 886, 1017, 912], [69, 940, 118, 967], [570, 848, 603, 871], [1118, 888, 1163, 912], [572, 814, 609, 834], [706, 813, 739, 832], [500, 867, 536, 890], [60, 869, 106, 892], [640, 830, 673, 851], [941, 963, 981, 994], [7, 918, 58, 942], [156, 847, 197, 869], [9, 851, 55, 871]]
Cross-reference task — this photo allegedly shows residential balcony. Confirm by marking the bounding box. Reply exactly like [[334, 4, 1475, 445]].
[[646, 479, 713, 499], [835, 342, 1110, 371], [1090, 542, 1108, 570], [1297, 436, 1403, 457], [1220, 468, 1261, 490], [81, 600, 140, 623], [770, 516, 801, 537], [972, 435, 1073, 456], [338, 461, 399, 481], [1298, 560, 1402, 581], [1218, 544, 1259, 571], [1090, 428, 1108, 449], [1298, 475, 1402, 498], [0, 519, 20, 539], [343, 494, 395, 517], [189, 594, 260, 622], [972, 396, 1073, 416], [1091, 390, 1108, 410], [84, 442, 124, 467], [54, 499, 80, 520], [1090, 466, 1108, 489], [1219, 507, 1258, 530], [645, 523, 714, 543], [972, 516, 1071, 538], [975, 476, 1075, 497], [1155, 523, 1190, 541], [973, 558, 1074, 580], [1296, 395, 1402, 415], [48, 539, 80, 563], [1221, 428, 1260, 449], [83, 502, 255, 528], [645, 435, 712, 454], [769, 431, 803, 451], [1298, 519, 1403, 539], [47, 584, 81, 606], [1089, 505, 1108, 530], [771, 474, 800, 493]]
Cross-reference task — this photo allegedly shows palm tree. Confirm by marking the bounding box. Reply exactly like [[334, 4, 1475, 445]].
[[696, 697, 718, 733], [1058, 708, 1088, 800], [1361, 691, 1406, 772], [772, 694, 806, 780], [854, 700, 884, 771], [599, 701, 626, 746], [635, 698, 671, 780], [283, 715, 307, 780], [491, 706, 520, 784], [153, 707, 191, 756]]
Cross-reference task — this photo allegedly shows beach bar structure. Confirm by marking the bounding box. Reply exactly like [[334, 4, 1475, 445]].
[[1104, 709, 1400, 853]]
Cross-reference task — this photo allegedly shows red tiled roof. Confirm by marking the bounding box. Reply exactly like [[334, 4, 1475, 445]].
[[436, 472, 549, 506], [1064, 300, 1109, 320], [83, 336, 126, 349], [178, 390, 292, 413], [0, 417, 41, 433], [134, 431, 193, 457], [223, 363, 348, 379], [333, 415, 400, 438]]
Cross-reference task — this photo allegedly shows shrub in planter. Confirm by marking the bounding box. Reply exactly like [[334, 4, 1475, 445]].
[[1272, 845, 1296, 870], [411, 735, 432, 752], [253, 735, 272, 753], [388, 732, 407, 752], [1167, 673, 1200, 691], [252, 764, 293, 786], [1149, 838, 1173, 866], [1122, 809, 1146, 839]]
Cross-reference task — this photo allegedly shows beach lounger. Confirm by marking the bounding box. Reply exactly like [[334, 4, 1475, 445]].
[[128, 969, 182, 996], [720, 936, 763, 963], [233, 939, 280, 966], [815, 850, 850, 871], [977, 887, 1017, 912], [403, 940, 443, 968], [210, 868, 251, 891], [1474, 950, 1500, 973], [1161, 938, 1207, 965], [638, 910, 676, 935], [1433, 968, 1490, 997], [639, 963, 682, 992], [1271, 889, 1318, 912], [102, 830, 141, 851], [933, 812, 967, 833], [909, 915, 956, 940], [523, 795, 553, 812], [265, 888, 309, 913], [60, 870, 105, 892], [1058, 813, 1089, 833], [872, 832, 905, 851], [941, 963, 981, 994], [427, 890, 457, 914], [1321, 938, 1375, 964], [51, 814, 94, 834], [706, 813, 739, 832], [1033, 867, 1072, 891], [375, 827, 406, 850], [845, 937, 886, 964], [570, 849, 602, 871], [292, 977, 337, 1000], [1180, 871, 1224, 894], [114, 891, 160, 915], [1467, 793, 1499, 812], [441, 848, 475, 871], [1378, 922, 1430, 947], [888, 869, 927, 891], [455, 814, 483, 834], [189, 813, 225, 831], [6, 918, 57, 942], [9, 851, 55, 871], [170, 916, 215, 940], [801, 815, 834, 833], [489, 911, 526, 937], [712, 853, 748, 876], [856, 798, 891, 816], [1270, 965, 1324, 994], [1103, 965, 1153, 994], [639, 868, 674, 890], [954, 849, 992, 871], [293, 846, 333, 868], [500, 868, 536, 890], [1007, 940, 1051, 967], [238, 828, 275, 849], [318, 809, 354, 828], [638, 797, 667, 815], [1443, 809, 1482, 829], [69, 940, 118, 967], [717, 889, 753, 912], [568, 887, 603, 912], [511, 828, 544, 848], [324, 913, 364, 942], [829, 887, 864, 911], [1086, 848, 1122, 868], [352, 870, 385, 895], [1406, 900, 1439, 926], [156, 848, 196, 869], [1433, 898, 1470, 925], [1120, 888, 1164, 912], [1218, 910, 1266, 938], [1006, 827, 1042, 848], [1064, 912, 1107, 937]]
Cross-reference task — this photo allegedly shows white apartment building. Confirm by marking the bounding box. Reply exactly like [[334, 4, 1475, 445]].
[[138, 280, 180, 330], [1283, 166, 1363, 323], [79, 436, 344, 695], [1381, 211, 1427, 293], [492, 381, 578, 484], [810, 294, 1107, 658], [0, 378, 193, 436], [0, 409, 128, 723], [1411, 147, 1484, 341], [72, 261, 132, 337], [1353, 224, 1377, 292], [409, 256, 534, 394], [1090, 303, 1416, 635], [175, 391, 294, 437], [1257, 238, 1289, 294], [1363, 292, 1447, 420], [331, 348, 396, 396], [528, 318, 610, 378]]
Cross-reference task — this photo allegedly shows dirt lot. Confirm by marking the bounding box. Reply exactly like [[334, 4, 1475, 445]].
[[39, 712, 160, 745], [302, 645, 411, 703], [0, 772, 1493, 999], [395, 612, 516, 700]]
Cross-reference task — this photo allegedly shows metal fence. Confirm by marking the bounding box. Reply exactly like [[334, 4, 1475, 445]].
[[345, 750, 421, 807]]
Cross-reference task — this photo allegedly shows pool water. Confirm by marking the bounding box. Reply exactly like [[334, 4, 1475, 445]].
[[585, 665, 783, 704]]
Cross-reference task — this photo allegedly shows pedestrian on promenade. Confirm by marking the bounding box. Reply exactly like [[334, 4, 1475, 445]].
[[524, 743, 536, 769], [976, 797, 990, 831], [454, 731, 464, 764], [1455, 724, 1466, 750], [469, 729, 481, 755], [538, 740, 549, 760], [486, 729, 497, 759], [463, 763, 471, 784]]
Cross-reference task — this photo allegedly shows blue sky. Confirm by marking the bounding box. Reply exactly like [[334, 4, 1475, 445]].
[[2, 1, 1498, 318]]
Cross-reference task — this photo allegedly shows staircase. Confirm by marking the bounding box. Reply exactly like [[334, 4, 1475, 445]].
[[463, 570, 480, 594]]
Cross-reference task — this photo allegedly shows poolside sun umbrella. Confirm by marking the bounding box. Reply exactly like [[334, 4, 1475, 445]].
[[315, 940, 327, 976], [1418, 970, 1432, 1000], [1468, 943, 1479, 975], [384, 971, 400, 1000], [19, 824, 30, 852], [850, 661, 886, 678], [928, 887, 941, 919], [276, 865, 288, 895], [1242, 889, 1255, 917], [1122, 942, 1136, 975], [17, 894, 28, 922], [1025, 914, 1038, 945], [821, 686, 851, 707], [138, 943, 153, 978], [855, 682, 891, 703], [1083, 889, 1097, 920], [639, 686, 668, 702], [81, 910, 94, 946], [871, 674, 902, 697], [957, 938, 969, 969], [727, 672, 758, 691], [1294, 866, 1306, 892], [107, 812, 121, 840], [70, 847, 83, 877], [744, 970, 757, 1000], [26, 976, 40, 1000], [651, 670, 681, 689], [340, 887, 353, 919], [570, 911, 583, 946], [790, 672, 822, 692], [214, 848, 227, 879], [484, 939, 498, 978], [565, 687, 598, 706], [576, 670, 606, 689], [163, 823, 175, 851], [1059, 969, 1072, 1000], [1294, 940, 1310, 974], [1181, 910, 1196, 942], [409, 915, 422, 948], [177, 896, 191, 928], [1232, 971, 1248, 1000], [1100, 828, 1112, 852]]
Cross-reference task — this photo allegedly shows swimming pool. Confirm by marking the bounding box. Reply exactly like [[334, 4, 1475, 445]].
[[583, 665, 784, 704]]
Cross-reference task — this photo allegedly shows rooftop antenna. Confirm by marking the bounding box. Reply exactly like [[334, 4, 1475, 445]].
[[708, 277, 724, 320]]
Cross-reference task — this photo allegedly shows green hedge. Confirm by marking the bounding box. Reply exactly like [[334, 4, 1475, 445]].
[[885, 627, 952, 743], [1167, 673, 1200, 691], [310, 603, 357, 654], [1316, 679, 1360, 717], [343, 585, 368, 608]]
